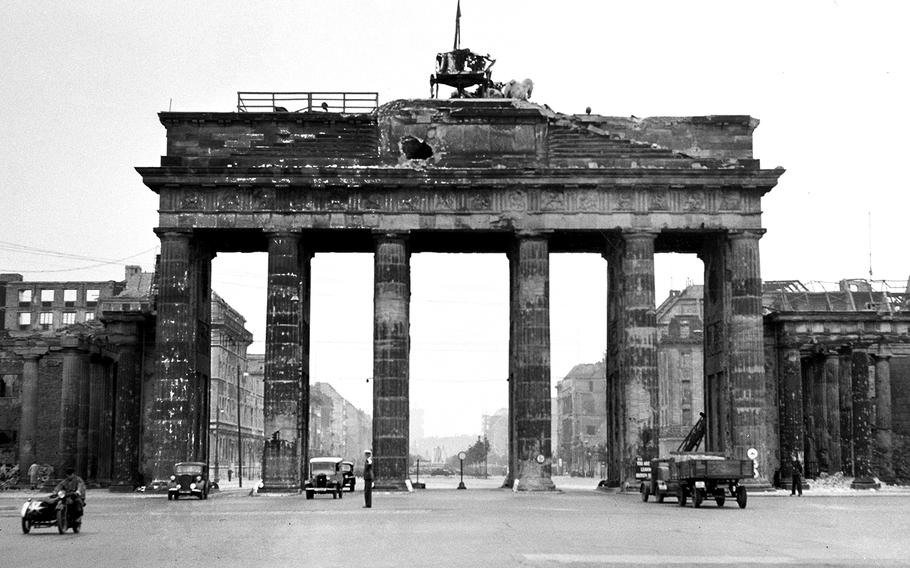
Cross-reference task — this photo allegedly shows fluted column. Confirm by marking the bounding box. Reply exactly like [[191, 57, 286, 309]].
[[811, 354, 829, 473], [111, 343, 141, 490], [87, 357, 104, 482], [17, 352, 41, 475], [727, 230, 768, 483], [261, 231, 307, 492], [510, 233, 555, 491], [76, 354, 91, 479], [59, 343, 83, 474], [824, 350, 841, 472], [609, 231, 659, 488], [97, 359, 114, 484], [778, 342, 803, 481], [604, 243, 622, 486], [873, 344, 893, 482], [838, 345, 854, 475], [372, 232, 410, 490], [851, 350, 878, 489], [145, 230, 194, 483]]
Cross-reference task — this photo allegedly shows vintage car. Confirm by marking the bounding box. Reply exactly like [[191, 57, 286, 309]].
[[304, 457, 344, 499], [167, 462, 209, 500], [340, 460, 356, 492]]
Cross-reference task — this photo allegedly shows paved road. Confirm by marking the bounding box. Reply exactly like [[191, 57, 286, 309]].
[[1, 477, 908, 567]]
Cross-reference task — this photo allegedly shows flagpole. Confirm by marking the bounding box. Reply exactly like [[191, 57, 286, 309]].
[[454, 0, 461, 50]]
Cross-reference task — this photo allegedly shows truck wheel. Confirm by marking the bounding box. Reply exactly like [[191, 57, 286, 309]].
[[715, 494, 726, 507], [306, 490, 314, 500], [640, 484, 650, 502], [736, 486, 747, 509], [677, 486, 687, 507], [657, 492, 665, 504], [693, 488, 704, 508]]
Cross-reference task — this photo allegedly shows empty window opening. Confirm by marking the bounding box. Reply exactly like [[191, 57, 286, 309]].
[[400, 136, 434, 160]]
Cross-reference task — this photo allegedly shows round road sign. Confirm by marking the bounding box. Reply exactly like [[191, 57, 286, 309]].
[[536, 454, 545, 464], [747, 448, 758, 459], [458, 451, 467, 461]]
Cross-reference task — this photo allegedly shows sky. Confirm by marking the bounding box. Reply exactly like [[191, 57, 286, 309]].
[[2, 1, 908, 437]]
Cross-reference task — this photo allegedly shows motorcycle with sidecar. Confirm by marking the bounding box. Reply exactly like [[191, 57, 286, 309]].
[[21, 490, 84, 534]]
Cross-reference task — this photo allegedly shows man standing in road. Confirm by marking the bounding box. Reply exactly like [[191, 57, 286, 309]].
[[363, 449, 373, 508], [28, 462, 39, 489], [790, 453, 803, 496]]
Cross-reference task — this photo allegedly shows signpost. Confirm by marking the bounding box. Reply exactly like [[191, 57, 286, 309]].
[[457, 451, 467, 490]]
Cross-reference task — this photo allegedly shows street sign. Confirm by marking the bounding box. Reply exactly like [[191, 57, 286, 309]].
[[747, 448, 758, 460], [536, 454, 545, 464], [458, 451, 466, 461]]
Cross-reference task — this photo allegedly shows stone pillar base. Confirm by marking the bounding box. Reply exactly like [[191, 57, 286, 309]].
[[258, 484, 300, 494], [372, 480, 411, 492], [850, 477, 881, 490], [515, 476, 557, 492]]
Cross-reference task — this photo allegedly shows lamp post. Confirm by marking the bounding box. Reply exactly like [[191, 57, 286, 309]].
[[457, 451, 467, 490]]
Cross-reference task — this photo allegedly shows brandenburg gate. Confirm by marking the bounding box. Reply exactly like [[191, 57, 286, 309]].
[[137, 93, 783, 491]]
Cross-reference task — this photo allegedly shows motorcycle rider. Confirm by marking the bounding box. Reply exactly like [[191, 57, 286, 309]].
[[54, 468, 86, 520]]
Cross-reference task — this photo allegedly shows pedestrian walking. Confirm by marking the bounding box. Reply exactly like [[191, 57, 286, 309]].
[[28, 462, 39, 489], [790, 453, 803, 496], [362, 449, 373, 508]]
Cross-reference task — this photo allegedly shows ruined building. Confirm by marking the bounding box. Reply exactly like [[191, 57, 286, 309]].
[[136, 77, 783, 490]]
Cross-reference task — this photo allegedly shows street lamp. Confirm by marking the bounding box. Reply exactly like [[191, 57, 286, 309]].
[[457, 451, 467, 490]]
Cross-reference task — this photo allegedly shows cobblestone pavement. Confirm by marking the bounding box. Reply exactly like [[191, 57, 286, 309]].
[[1, 476, 908, 567]]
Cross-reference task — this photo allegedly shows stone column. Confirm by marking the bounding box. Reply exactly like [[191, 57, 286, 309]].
[[97, 359, 114, 484], [727, 230, 768, 483], [87, 357, 105, 482], [510, 233, 555, 491], [873, 343, 893, 482], [76, 353, 91, 479], [145, 230, 195, 483], [800, 356, 817, 477], [17, 352, 41, 475], [261, 232, 307, 492], [372, 232, 410, 490], [111, 342, 141, 490], [850, 350, 879, 489], [604, 245, 622, 487], [812, 353, 829, 474], [502, 249, 519, 488], [838, 345, 854, 475], [59, 342, 83, 474], [824, 350, 842, 473], [778, 342, 803, 481], [621, 232, 659, 482]]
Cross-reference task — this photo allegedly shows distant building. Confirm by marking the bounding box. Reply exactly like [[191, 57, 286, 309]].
[[555, 362, 607, 476], [656, 285, 705, 455], [482, 408, 508, 459], [208, 293, 260, 483], [1, 272, 122, 333], [309, 382, 371, 461], [0, 266, 157, 486]]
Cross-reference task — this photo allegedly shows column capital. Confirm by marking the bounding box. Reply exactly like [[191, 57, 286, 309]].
[[372, 229, 410, 241], [874, 342, 893, 360], [264, 230, 301, 240], [153, 227, 194, 240], [513, 229, 552, 240], [620, 229, 659, 240], [728, 228, 766, 240]]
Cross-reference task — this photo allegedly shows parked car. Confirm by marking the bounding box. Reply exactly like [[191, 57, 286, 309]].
[[304, 457, 344, 500], [168, 462, 210, 500], [340, 460, 356, 492]]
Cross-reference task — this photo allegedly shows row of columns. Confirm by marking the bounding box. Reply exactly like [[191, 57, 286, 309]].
[[779, 343, 893, 487], [17, 338, 140, 488], [147, 227, 768, 491]]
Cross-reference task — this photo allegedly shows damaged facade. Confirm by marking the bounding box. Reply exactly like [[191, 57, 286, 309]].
[[137, 89, 782, 490]]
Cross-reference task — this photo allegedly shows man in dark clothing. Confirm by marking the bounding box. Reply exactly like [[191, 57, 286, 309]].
[[363, 449, 373, 508], [54, 467, 86, 519], [791, 454, 803, 496]]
